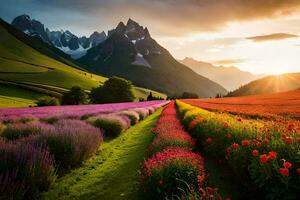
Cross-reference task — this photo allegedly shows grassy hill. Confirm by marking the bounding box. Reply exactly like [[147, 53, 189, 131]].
[[226, 73, 300, 97], [0, 20, 165, 107]]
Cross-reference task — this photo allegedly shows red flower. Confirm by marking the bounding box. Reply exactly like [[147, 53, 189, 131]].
[[284, 137, 292, 145], [237, 118, 242, 122], [256, 135, 262, 140], [188, 120, 198, 130], [223, 122, 229, 129], [279, 168, 289, 177], [241, 140, 250, 147], [296, 168, 300, 174], [206, 137, 213, 145], [252, 149, 259, 157], [297, 137, 300, 144], [260, 154, 269, 164], [283, 161, 292, 169], [232, 143, 239, 149], [268, 151, 277, 160], [226, 147, 232, 153], [226, 133, 232, 139], [256, 142, 262, 148], [263, 138, 269, 145]]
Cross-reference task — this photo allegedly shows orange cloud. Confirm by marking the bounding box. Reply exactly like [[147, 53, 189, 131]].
[[246, 33, 298, 42], [212, 59, 245, 65]]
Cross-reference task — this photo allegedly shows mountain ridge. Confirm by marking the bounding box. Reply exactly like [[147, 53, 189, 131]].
[[226, 73, 300, 96], [79, 19, 227, 97], [12, 14, 107, 59], [180, 57, 262, 91]]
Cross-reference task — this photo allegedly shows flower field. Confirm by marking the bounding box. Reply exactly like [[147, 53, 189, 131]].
[[0, 100, 168, 199], [176, 100, 300, 199], [140, 102, 223, 199], [183, 90, 300, 120]]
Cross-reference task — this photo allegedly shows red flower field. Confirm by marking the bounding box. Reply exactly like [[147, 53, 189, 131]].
[[183, 90, 300, 120]]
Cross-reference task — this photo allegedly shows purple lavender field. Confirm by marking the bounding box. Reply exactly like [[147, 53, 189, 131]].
[[0, 100, 168, 199]]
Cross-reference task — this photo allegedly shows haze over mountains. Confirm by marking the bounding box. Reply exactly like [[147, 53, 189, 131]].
[[227, 73, 300, 96], [12, 15, 107, 59], [180, 57, 262, 91]]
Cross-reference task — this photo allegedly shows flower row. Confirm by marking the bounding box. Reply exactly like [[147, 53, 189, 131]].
[[140, 101, 222, 200], [176, 100, 300, 199], [0, 101, 167, 199]]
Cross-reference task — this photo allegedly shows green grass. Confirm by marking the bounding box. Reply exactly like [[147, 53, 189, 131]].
[[0, 22, 166, 108], [0, 84, 44, 107], [42, 108, 162, 200]]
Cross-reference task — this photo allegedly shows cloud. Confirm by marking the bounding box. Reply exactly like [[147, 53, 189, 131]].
[[19, 0, 300, 36], [246, 33, 298, 42], [2, 0, 300, 37], [212, 59, 245, 65]]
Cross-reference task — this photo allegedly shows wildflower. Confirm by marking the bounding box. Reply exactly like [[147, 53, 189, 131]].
[[256, 142, 262, 148], [252, 149, 259, 157], [232, 143, 239, 149], [256, 135, 262, 140], [284, 137, 292, 145], [197, 175, 205, 187], [206, 137, 213, 145], [223, 122, 229, 129], [226, 133, 232, 139], [226, 147, 232, 153], [188, 120, 198, 130], [263, 138, 269, 145], [283, 161, 292, 169], [241, 140, 250, 147], [260, 154, 269, 164], [268, 151, 277, 160], [279, 168, 289, 177]]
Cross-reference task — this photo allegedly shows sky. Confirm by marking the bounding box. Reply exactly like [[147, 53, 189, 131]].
[[1, 0, 300, 75]]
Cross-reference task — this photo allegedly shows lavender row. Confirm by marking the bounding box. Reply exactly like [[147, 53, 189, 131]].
[[0, 100, 168, 122]]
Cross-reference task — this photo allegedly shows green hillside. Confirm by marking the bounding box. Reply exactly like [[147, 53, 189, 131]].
[[0, 20, 165, 107]]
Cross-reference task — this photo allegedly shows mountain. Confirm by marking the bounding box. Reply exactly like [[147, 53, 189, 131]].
[[79, 19, 227, 97], [226, 73, 300, 97], [180, 57, 262, 91], [12, 15, 107, 59], [0, 18, 165, 106]]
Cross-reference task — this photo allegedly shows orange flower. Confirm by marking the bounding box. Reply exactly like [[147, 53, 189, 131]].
[[279, 168, 289, 177], [252, 149, 259, 157], [268, 151, 277, 160], [260, 154, 269, 164]]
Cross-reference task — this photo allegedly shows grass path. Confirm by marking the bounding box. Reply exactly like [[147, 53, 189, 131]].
[[43, 108, 162, 200]]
